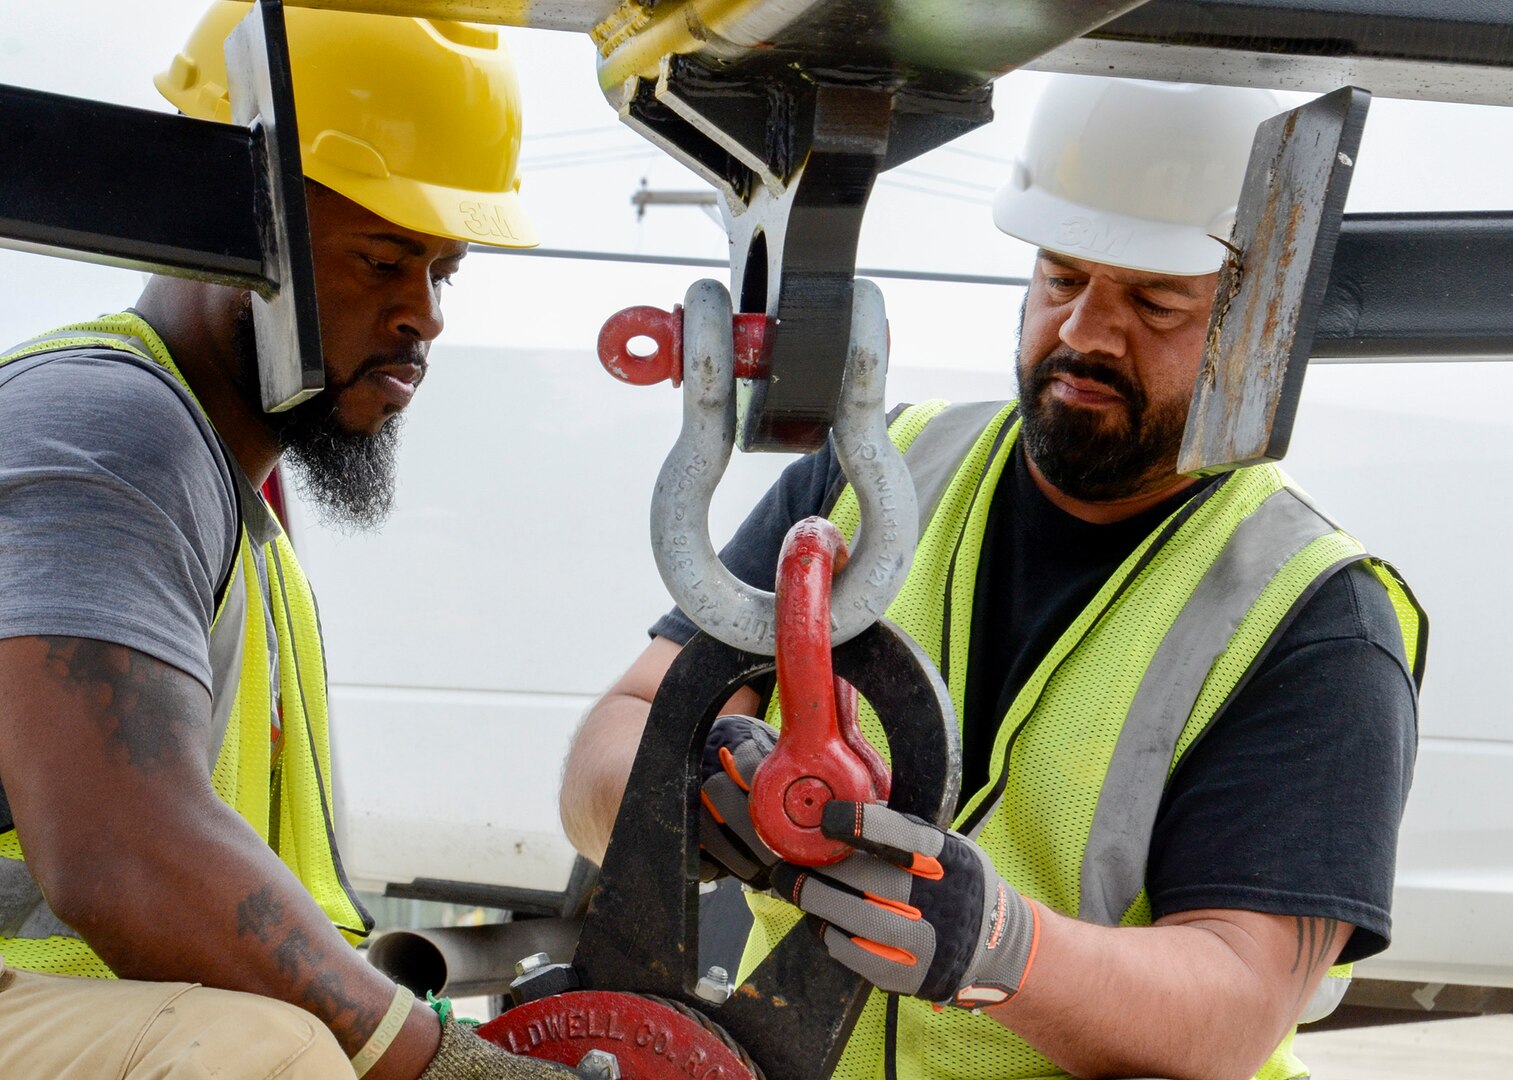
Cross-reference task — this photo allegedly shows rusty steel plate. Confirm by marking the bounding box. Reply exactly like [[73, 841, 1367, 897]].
[[1178, 85, 1370, 475]]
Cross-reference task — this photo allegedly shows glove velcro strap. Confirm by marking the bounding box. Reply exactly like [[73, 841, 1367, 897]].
[[951, 883, 1039, 1010]]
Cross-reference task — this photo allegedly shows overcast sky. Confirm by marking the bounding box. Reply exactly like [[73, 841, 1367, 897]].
[[3, 2, 1512, 371]]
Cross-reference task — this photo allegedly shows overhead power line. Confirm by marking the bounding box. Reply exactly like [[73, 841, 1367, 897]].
[[889, 168, 998, 194], [938, 145, 1014, 166], [469, 244, 1028, 288], [527, 124, 626, 142], [874, 178, 993, 206], [522, 147, 660, 170]]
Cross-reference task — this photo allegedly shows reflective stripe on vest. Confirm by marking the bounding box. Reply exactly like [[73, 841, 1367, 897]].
[[748, 399, 1423, 1080], [1081, 486, 1337, 925], [0, 315, 372, 975]]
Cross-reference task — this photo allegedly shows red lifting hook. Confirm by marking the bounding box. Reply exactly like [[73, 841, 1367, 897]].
[[748, 517, 892, 866]]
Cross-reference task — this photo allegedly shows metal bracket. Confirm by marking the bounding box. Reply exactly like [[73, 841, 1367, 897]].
[[621, 65, 903, 452], [1179, 85, 1370, 475], [572, 624, 959, 1079], [226, 0, 324, 412], [0, 0, 320, 412]]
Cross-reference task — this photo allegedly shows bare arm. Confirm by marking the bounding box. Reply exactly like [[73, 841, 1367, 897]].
[[0, 636, 439, 1080], [991, 904, 1351, 1079], [560, 636, 759, 864]]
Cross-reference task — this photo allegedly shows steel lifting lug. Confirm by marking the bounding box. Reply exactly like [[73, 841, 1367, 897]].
[[749, 517, 892, 865], [596, 278, 918, 655]]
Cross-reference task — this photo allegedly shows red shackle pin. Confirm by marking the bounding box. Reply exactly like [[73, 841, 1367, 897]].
[[749, 517, 891, 866]]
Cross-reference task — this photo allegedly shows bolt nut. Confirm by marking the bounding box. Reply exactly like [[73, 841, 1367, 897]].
[[694, 964, 732, 1005], [513, 951, 551, 978], [575, 1049, 622, 1080], [509, 959, 580, 1007]]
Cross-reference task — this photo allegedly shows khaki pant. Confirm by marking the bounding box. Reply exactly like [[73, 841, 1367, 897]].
[[0, 954, 353, 1079]]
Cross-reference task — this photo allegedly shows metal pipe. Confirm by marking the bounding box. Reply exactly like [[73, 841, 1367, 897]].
[[366, 917, 581, 998]]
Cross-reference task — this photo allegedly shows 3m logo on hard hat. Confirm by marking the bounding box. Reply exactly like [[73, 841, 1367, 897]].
[[1054, 217, 1132, 258], [460, 201, 518, 241]]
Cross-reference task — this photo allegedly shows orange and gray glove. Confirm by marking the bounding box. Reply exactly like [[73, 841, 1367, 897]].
[[698, 714, 781, 888], [769, 801, 1040, 1010]]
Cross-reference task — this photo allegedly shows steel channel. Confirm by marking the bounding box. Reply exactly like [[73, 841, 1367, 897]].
[[0, 84, 264, 285]]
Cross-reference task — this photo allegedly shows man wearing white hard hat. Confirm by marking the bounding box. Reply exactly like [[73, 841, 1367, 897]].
[[563, 76, 1424, 1079]]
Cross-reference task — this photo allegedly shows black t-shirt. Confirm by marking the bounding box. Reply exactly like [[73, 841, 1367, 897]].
[[651, 437, 1419, 963]]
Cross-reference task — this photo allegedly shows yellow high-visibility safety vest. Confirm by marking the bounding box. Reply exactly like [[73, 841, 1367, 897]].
[[744, 400, 1425, 1080], [0, 313, 372, 976]]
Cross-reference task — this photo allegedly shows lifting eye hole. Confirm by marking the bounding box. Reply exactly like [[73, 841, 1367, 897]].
[[626, 335, 659, 359], [740, 229, 769, 314]]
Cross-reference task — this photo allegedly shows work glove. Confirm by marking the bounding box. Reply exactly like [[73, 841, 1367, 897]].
[[769, 801, 1040, 1011], [698, 714, 781, 888], [418, 1018, 589, 1078]]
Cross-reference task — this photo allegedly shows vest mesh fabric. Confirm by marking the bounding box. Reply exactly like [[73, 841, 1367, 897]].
[[740, 400, 1417, 1080], [0, 316, 371, 974], [266, 536, 369, 942]]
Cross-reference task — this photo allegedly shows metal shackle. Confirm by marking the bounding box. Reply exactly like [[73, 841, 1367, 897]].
[[650, 277, 918, 654]]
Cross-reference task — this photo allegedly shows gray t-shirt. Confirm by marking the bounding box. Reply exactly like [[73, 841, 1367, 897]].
[[0, 349, 239, 684], [0, 345, 252, 939]]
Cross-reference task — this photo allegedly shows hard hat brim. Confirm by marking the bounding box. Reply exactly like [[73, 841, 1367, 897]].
[[994, 176, 1231, 278], [306, 160, 539, 250]]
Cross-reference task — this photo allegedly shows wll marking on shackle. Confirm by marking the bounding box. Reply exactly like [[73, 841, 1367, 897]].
[[643, 278, 917, 655]]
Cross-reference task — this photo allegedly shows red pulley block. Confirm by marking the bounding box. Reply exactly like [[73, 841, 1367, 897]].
[[478, 990, 758, 1078], [748, 517, 891, 867]]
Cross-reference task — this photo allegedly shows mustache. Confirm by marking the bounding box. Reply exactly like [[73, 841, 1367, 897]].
[[1028, 348, 1142, 408], [329, 345, 429, 391]]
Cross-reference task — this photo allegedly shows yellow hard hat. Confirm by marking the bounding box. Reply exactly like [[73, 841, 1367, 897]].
[[156, 1, 536, 248]]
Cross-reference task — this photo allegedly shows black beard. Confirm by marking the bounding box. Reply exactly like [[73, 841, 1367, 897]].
[[232, 296, 408, 531], [1016, 344, 1189, 503]]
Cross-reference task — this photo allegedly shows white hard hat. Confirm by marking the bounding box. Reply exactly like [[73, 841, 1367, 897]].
[[993, 76, 1283, 276]]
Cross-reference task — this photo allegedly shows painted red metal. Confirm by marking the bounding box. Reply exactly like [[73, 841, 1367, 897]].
[[478, 991, 754, 1078], [596, 305, 768, 387], [260, 466, 289, 533], [748, 517, 890, 866], [597, 304, 683, 386]]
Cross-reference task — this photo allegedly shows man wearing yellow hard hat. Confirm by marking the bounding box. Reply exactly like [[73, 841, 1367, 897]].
[[0, 4, 573, 1077]]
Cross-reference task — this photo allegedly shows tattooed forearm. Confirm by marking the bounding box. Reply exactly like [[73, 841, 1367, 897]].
[[236, 885, 287, 943], [276, 927, 384, 1050], [273, 925, 324, 981], [234, 885, 384, 1052], [38, 636, 205, 771], [302, 970, 384, 1041]]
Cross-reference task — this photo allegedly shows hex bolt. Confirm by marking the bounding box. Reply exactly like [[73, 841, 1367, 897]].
[[694, 964, 732, 1005], [575, 1049, 622, 1080], [514, 951, 551, 978]]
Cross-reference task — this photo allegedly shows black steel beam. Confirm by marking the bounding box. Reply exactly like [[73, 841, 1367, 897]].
[[1317, 212, 1513, 358], [0, 83, 264, 286], [1035, 0, 1513, 104]]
